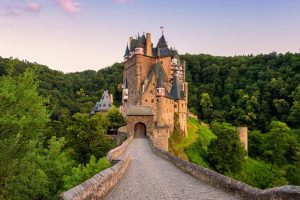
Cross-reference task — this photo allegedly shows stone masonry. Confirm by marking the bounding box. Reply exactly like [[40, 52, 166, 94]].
[[121, 32, 188, 150]]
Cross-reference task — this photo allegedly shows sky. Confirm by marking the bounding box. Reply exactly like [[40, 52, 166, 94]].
[[0, 0, 300, 72]]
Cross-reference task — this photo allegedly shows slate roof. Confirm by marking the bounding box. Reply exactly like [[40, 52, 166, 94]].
[[146, 62, 168, 89], [124, 44, 129, 56], [170, 74, 181, 100], [127, 105, 154, 116], [157, 35, 167, 47]]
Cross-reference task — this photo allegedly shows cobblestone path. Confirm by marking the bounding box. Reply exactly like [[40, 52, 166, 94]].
[[104, 138, 240, 200]]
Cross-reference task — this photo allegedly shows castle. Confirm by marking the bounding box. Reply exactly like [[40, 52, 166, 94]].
[[120, 32, 188, 150]]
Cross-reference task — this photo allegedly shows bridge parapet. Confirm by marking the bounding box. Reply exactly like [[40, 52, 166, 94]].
[[106, 134, 133, 162], [60, 127, 133, 200], [148, 137, 300, 200]]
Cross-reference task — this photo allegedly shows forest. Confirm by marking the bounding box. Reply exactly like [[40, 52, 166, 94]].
[[0, 52, 300, 198], [0, 58, 125, 199]]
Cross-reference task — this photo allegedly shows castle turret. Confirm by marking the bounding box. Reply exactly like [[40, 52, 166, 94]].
[[134, 35, 144, 55], [156, 66, 165, 97]]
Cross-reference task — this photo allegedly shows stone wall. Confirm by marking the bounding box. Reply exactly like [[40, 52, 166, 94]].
[[152, 126, 169, 151], [148, 137, 300, 200], [59, 131, 133, 200], [126, 115, 154, 137], [237, 127, 248, 151], [106, 135, 133, 161], [59, 154, 130, 200]]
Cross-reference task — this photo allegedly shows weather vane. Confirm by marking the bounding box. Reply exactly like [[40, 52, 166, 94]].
[[160, 26, 164, 35]]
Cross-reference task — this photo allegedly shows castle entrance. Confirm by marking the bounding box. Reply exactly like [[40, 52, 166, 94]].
[[134, 122, 146, 137]]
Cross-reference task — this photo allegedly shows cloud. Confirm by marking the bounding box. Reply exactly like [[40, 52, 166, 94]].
[[56, 0, 80, 14], [26, 2, 40, 12], [0, 1, 40, 17]]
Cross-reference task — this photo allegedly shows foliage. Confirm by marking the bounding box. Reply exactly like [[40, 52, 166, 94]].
[[207, 122, 246, 173], [168, 113, 185, 157], [66, 113, 115, 163], [229, 158, 288, 189], [3, 136, 77, 200], [200, 93, 213, 122], [182, 53, 300, 131], [0, 60, 122, 198], [262, 121, 293, 170], [285, 151, 300, 185], [106, 106, 126, 133], [0, 69, 49, 194], [62, 156, 111, 191]]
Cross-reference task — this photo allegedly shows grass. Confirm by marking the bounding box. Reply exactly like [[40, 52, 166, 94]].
[[173, 118, 288, 189], [184, 118, 215, 167], [228, 158, 288, 189], [171, 117, 215, 165], [176, 117, 200, 149]]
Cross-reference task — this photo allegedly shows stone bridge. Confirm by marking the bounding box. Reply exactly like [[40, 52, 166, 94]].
[[105, 138, 237, 200], [60, 135, 300, 200]]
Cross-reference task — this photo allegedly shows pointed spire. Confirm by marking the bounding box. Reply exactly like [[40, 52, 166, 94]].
[[170, 74, 181, 100], [124, 44, 129, 56]]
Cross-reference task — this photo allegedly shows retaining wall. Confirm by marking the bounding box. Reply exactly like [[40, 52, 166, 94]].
[[148, 136, 300, 200]]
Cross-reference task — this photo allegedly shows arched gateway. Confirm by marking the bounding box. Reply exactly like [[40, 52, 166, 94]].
[[126, 105, 154, 137], [134, 122, 146, 137]]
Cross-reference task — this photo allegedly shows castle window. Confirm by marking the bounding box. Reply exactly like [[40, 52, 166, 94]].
[[145, 99, 148, 102], [150, 90, 153, 94], [153, 83, 155, 86], [174, 105, 177, 108], [151, 99, 154, 103], [157, 99, 158, 102]]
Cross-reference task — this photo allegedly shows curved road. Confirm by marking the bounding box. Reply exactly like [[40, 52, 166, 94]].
[[105, 138, 240, 200]]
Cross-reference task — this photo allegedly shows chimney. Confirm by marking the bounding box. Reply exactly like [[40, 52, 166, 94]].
[[129, 37, 133, 50], [146, 33, 152, 57]]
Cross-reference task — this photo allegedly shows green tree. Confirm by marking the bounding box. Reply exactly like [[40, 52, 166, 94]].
[[106, 106, 126, 134], [0, 69, 49, 191], [200, 93, 213, 122], [207, 122, 246, 174], [66, 113, 115, 163], [263, 121, 291, 170]]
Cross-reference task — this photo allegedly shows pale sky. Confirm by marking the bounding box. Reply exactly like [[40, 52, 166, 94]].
[[1, 0, 300, 72]]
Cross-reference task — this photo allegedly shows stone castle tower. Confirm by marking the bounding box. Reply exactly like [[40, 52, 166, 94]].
[[121, 32, 188, 150]]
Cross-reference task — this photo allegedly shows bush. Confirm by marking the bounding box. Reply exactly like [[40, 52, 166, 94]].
[[62, 156, 111, 191]]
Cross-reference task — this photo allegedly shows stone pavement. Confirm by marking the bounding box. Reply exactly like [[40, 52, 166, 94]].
[[104, 138, 240, 200]]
